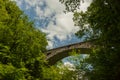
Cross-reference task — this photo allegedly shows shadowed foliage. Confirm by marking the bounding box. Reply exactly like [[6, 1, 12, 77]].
[[59, 0, 120, 80]]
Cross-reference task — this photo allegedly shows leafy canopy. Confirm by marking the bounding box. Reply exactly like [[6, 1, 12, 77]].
[[0, 0, 48, 79], [59, 0, 120, 80]]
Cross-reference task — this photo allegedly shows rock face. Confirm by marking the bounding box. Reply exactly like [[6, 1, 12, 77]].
[[46, 41, 94, 65]]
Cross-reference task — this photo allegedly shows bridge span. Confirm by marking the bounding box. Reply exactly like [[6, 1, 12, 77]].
[[45, 40, 94, 65]]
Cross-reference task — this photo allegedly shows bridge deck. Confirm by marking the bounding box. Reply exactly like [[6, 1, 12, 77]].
[[45, 40, 94, 65]]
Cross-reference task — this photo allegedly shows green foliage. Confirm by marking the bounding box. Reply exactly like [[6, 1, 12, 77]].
[[0, 0, 48, 79], [0, 63, 27, 80], [59, 0, 81, 12], [60, 0, 120, 80], [43, 64, 81, 80], [68, 50, 78, 56], [42, 66, 62, 80]]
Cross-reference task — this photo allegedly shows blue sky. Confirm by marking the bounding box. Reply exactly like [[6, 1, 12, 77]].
[[13, 0, 91, 49]]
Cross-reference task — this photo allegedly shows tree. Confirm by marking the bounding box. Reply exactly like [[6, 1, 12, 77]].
[[59, 0, 120, 80], [0, 0, 48, 79]]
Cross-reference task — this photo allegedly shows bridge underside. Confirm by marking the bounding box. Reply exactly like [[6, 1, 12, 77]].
[[46, 48, 91, 65]]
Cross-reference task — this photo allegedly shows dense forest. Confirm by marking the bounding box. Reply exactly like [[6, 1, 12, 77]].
[[0, 0, 120, 80]]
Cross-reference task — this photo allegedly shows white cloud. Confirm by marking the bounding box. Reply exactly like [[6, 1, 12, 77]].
[[79, 0, 92, 12], [42, 12, 79, 41], [63, 62, 75, 71], [47, 40, 54, 49], [14, 0, 91, 49]]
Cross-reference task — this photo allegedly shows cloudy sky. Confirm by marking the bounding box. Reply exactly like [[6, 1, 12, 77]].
[[13, 0, 91, 49]]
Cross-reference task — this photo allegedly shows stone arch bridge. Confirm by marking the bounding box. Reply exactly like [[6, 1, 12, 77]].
[[45, 40, 94, 65]]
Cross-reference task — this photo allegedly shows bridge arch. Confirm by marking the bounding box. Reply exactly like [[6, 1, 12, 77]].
[[45, 41, 93, 65]]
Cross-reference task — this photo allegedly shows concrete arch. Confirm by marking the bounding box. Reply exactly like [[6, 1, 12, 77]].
[[45, 41, 93, 65]]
